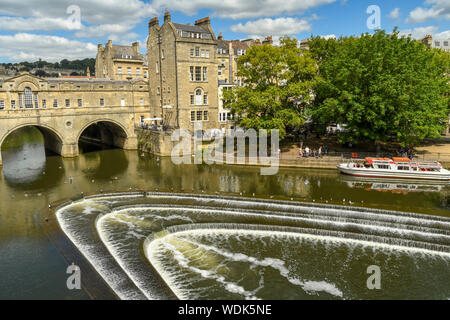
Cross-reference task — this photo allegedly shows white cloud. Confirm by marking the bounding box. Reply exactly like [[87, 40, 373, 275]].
[[0, 0, 156, 25], [0, 33, 97, 62], [406, 0, 450, 23], [74, 24, 135, 38], [388, 8, 400, 19], [435, 30, 450, 39], [0, 0, 157, 42], [231, 17, 311, 39], [151, 0, 336, 19], [398, 26, 438, 39], [320, 34, 336, 40], [0, 16, 78, 32]]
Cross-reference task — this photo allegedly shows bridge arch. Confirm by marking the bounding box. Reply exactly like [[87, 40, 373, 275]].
[[77, 119, 131, 150], [0, 123, 65, 155]]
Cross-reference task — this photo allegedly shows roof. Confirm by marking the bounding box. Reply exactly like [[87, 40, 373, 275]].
[[365, 158, 392, 164], [46, 78, 144, 84], [217, 39, 230, 52], [231, 41, 250, 50], [172, 23, 208, 33], [111, 45, 142, 60], [172, 22, 213, 39]]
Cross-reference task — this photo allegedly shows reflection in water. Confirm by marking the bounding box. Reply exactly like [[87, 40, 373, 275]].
[[2, 127, 47, 186], [3, 142, 46, 185], [341, 175, 449, 194], [1, 127, 65, 189]]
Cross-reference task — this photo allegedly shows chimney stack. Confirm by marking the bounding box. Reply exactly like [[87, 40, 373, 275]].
[[218, 32, 223, 41], [132, 42, 139, 55], [149, 17, 159, 28], [263, 36, 273, 45], [195, 17, 210, 27], [164, 11, 171, 23]]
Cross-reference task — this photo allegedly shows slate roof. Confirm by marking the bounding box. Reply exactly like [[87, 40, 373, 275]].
[[111, 45, 141, 60]]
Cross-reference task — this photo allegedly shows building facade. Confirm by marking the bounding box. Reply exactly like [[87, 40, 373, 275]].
[[95, 40, 149, 80], [0, 73, 149, 114], [419, 35, 450, 52], [0, 73, 151, 164], [147, 12, 220, 134]]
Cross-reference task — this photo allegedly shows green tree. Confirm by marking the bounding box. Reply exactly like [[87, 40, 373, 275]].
[[309, 29, 450, 147], [223, 37, 318, 140], [34, 70, 48, 77]]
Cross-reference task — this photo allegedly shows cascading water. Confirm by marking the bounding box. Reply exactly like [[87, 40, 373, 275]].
[[56, 192, 450, 300]]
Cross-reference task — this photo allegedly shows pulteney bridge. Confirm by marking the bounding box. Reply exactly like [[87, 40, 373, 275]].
[[0, 73, 151, 166]]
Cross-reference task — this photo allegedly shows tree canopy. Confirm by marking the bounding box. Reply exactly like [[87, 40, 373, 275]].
[[309, 29, 450, 147], [223, 37, 318, 139]]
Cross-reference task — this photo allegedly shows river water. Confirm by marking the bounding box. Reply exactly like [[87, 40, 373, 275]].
[[0, 127, 449, 300]]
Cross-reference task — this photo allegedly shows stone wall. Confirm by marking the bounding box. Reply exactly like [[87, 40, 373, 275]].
[[137, 128, 176, 156]]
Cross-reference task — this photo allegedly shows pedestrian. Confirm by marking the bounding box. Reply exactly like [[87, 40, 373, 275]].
[[318, 146, 322, 158], [305, 146, 310, 157], [299, 148, 303, 158]]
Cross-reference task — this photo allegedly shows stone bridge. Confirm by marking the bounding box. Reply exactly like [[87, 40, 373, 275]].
[[0, 106, 142, 166]]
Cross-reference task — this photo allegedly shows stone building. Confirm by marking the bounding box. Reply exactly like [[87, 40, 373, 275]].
[[0, 72, 151, 162], [95, 40, 149, 80], [0, 73, 149, 112], [216, 34, 272, 132], [147, 12, 220, 134], [420, 35, 450, 52]]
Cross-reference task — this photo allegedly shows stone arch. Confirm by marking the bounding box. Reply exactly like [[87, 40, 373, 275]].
[[77, 119, 130, 149], [16, 79, 40, 91], [0, 123, 65, 155]]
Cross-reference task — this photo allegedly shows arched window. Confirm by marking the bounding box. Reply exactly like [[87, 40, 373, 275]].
[[24, 87, 33, 109], [195, 89, 203, 105]]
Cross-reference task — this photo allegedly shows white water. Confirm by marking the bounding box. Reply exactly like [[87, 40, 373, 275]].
[[55, 193, 450, 300]]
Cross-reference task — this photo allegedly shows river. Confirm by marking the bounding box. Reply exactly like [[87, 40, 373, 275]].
[[0, 127, 449, 299]]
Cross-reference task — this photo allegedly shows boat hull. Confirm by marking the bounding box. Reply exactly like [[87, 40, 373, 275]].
[[337, 164, 450, 181]]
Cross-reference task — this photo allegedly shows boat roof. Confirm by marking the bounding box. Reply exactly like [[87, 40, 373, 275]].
[[365, 157, 392, 164], [393, 157, 410, 163]]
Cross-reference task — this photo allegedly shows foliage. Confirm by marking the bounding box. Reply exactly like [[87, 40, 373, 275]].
[[1, 58, 96, 74], [309, 29, 450, 147], [223, 37, 318, 140]]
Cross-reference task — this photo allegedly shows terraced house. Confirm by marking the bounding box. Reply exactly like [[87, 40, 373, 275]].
[[95, 41, 149, 81], [147, 12, 221, 135]]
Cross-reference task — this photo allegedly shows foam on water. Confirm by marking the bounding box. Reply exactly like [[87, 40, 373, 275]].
[[55, 193, 450, 300]]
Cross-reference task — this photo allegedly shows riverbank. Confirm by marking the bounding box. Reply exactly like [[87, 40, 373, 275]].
[[277, 156, 450, 170]]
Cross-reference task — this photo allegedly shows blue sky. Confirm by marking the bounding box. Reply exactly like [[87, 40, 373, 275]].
[[0, 0, 448, 62]]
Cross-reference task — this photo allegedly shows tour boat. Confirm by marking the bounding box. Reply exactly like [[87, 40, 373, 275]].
[[337, 157, 450, 181]]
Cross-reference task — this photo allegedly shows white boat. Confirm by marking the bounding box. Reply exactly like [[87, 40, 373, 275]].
[[338, 157, 450, 181]]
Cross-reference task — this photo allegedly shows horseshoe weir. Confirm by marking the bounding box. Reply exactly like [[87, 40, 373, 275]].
[[54, 192, 450, 300]]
